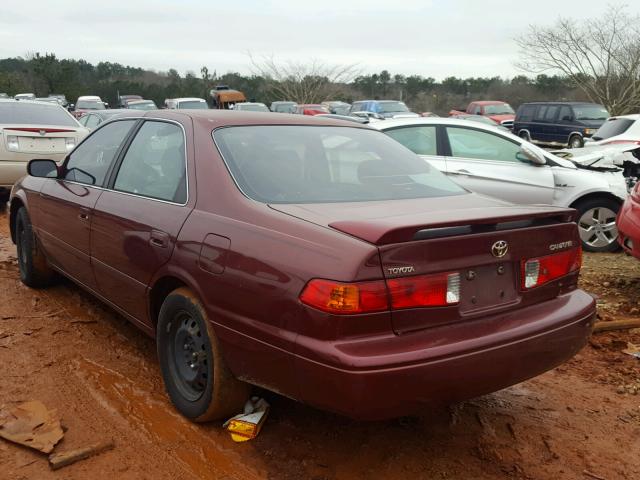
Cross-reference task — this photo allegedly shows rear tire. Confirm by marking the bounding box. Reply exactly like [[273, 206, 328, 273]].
[[15, 207, 54, 288], [574, 197, 621, 252], [157, 287, 250, 422], [568, 134, 584, 149]]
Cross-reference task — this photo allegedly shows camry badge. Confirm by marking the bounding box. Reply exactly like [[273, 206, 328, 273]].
[[491, 240, 508, 258]]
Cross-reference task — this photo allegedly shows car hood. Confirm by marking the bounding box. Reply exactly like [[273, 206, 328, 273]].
[[269, 194, 574, 245], [551, 144, 640, 168], [487, 114, 515, 123]]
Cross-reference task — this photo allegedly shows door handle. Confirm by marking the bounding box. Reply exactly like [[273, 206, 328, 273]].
[[149, 230, 170, 248]]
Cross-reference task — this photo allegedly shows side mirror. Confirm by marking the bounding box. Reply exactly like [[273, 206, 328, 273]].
[[103, 102, 109, 108], [68, 104, 75, 111], [28, 159, 59, 178], [519, 146, 546, 165]]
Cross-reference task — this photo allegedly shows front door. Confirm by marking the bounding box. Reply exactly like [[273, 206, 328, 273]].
[[442, 125, 555, 206], [91, 119, 192, 325], [36, 119, 138, 288]]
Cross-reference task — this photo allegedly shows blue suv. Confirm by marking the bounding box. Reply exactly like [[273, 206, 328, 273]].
[[350, 100, 418, 119], [513, 102, 609, 148]]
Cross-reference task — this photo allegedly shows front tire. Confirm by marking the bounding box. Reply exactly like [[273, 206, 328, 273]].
[[157, 287, 250, 422], [575, 198, 621, 252], [15, 207, 54, 288], [568, 134, 584, 149], [518, 130, 531, 142]]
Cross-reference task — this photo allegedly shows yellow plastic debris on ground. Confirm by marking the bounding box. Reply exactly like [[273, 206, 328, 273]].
[[223, 397, 269, 442]]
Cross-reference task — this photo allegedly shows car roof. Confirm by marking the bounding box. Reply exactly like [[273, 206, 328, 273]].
[[173, 97, 206, 102], [472, 101, 508, 105], [0, 98, 62, 107], [521, 101, 602, 106], [134, 110, 373, 130], [236, 102, 267, 106], [353, 100, 403, 104], [90, 109, 141, 119], [78, 95, 102, 100]]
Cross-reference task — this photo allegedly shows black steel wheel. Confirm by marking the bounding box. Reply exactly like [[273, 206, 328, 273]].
[[157, 287, 250, 422], [15, 207, 54, 288]]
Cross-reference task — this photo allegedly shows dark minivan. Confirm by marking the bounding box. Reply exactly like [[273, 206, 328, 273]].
[[513, 102, 609, 148]]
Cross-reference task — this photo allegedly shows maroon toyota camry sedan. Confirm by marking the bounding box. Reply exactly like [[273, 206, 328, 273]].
[[9, 110, 595, 421]]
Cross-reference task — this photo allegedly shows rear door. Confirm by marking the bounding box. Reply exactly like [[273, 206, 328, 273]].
[[383, 124, 447, 173], [36, 119, 138, 288], [442, 125, 555, 205], [91, 119, 192, 325], [543, 105, 561, 143]]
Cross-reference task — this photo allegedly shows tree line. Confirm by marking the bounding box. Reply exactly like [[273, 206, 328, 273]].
[[0, 53, 588, 115]]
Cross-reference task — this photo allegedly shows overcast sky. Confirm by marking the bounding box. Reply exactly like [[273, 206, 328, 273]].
[[0, 1, 635, 79]]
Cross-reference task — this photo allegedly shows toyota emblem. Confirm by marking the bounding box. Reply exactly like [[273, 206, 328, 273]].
[[491, 240, 508, 258]]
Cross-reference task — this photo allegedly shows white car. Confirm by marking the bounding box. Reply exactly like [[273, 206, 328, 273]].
[[0, 100, 89, 202], [233, 102, 270, 112], [164, 97, 208, 109], [372, 117, 629, 252], [586, 114, 640, 146]]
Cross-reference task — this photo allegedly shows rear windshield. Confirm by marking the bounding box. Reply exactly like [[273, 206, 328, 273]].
[[483, 103, 514, 115], [178, 101, 207, 109], [379, 102, 409, 113], [213, 125, 465, 204], [592, 117, 635, 141], [237, 104, 269, 112], [0, 102, 78, 126], [77, 100, 105, 110], [128, 101, 157, 110]]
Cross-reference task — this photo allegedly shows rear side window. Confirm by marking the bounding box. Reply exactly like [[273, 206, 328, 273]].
[[544, 106, 559, 122], [85, 115, 101, 129], [534, 105, 548, 121], [0, 102, 78, 127], [385, 126, 438, 156], [593, 118, 636, 141], [64, 120, 136, 185], [114, 121, 186, 203], [214, 125, 464, 203], [446, 127, 523, 163], [518, 105, 536, 122]]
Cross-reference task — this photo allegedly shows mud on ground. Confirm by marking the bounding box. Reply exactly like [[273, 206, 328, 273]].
[[1, 208, 639, 480]]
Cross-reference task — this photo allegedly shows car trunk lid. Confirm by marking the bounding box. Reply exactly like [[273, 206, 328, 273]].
[[272, 194, 580, 334], [1, 124, 78, 159]]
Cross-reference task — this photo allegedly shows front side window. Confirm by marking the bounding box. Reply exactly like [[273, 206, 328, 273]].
[[64, 120, 136, 185], [214, 125, 464, 204], [114, 121, 186, 203], [446, 127, 524, 163], [544, 106, 559, 122], [385, 126, 438, 156], [558, 106, 573, 122]]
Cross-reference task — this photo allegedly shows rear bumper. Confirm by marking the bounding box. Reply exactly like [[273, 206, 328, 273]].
[[294, 289, 595, 420], [0, 161, 28, 190]]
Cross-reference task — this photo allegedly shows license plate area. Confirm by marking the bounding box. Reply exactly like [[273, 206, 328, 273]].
[[18, 137, 65, 153], [459, 263, 518, 313]]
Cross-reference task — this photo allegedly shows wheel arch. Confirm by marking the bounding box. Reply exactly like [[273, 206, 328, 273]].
[[148, 275, 190, 333], [8, 196, 25, 244], [569, 191, 624, 210]]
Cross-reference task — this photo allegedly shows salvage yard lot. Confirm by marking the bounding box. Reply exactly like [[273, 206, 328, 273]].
[[0, 208, 639, 480]]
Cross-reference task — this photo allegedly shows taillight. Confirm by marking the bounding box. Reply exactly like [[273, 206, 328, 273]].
[[387, 272, 460, 308], [6, 135, 19, 151], [65, 137, 76, 152], [520, 248, 582, 290], [299, 279, 388, 314], [300, 271, 460, 314]]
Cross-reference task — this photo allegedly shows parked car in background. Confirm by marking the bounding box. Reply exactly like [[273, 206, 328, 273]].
[[350, 100, 418, 119], [233, 102, 270, 112], [295, 104, 330, 115], [164, 97, 208, 109], [449, 101, 515, 129], [70, 95, 107, 118], [322, 101, 351, 115], [126, 100, 158, 111], [586, 115, 640, 146], [514, 102, 609, 149], [420, 112, 439, 117], [0, 99, 88, 202], [314, 113, 369, 124], [118, 95, 143, 108], [210, 85, 246, 109], [617, 182, 640, 258], [9, 110, 595, 421], [35, 97, 61, 105], [77, 109, 141, 130], [372, 117, 628, 252], [0, 93, 9, 99], [270, 101, 297, 113], [48, 94, 68, 107], [450, 113, 511, 132], [14, 93, 36, 101]]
